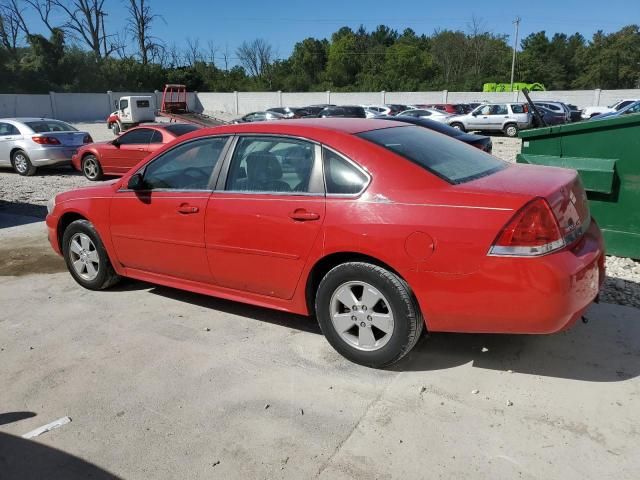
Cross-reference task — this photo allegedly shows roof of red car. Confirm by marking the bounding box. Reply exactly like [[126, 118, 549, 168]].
[[202, 118, 408, 136]]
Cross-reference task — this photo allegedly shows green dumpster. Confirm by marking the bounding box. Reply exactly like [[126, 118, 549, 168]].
[[517, 114, 640, 259]]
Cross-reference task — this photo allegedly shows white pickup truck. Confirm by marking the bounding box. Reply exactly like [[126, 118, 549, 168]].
[[107, 95, 156, 135], [581, 99, 639, 120]]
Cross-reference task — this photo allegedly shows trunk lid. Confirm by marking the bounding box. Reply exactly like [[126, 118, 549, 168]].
[[461, 163, 590, 241], [34, 131, 88, 147]]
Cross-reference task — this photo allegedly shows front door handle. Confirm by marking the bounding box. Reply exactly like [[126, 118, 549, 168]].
[[289, 209, 320, 221], [177, 204, 199, 214], [137, 147, 146, 151]]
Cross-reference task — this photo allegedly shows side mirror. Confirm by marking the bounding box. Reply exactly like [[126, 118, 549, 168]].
[[472, 112, 478, 116], [112, 138, 120, 147], [114, 100, 118, 108], [127, 173, 145, 190]]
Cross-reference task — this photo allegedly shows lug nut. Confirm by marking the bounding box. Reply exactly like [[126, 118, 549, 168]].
[[351, 316, 357, 321], [367, 315, 372, 321], [352, 305, 357, 311]]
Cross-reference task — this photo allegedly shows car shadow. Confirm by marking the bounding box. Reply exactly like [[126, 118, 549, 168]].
[[0, 412, 36, 426], [0, 200, 46, 228], [394, 302, 640, 381], [146, 284, 639, 381], [148, 285, 322, 335], [0, 431, 121, 479]]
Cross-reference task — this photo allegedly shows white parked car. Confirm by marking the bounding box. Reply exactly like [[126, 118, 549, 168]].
[[0, 118, 92, 175], [581, 99, 639, 120], [363, 105, 392, 116], [397, 108, 452, 123]]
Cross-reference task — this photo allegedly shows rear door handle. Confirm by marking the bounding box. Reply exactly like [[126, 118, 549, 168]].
[[289, 209, 320, 221], [177, 204, 199, 214]]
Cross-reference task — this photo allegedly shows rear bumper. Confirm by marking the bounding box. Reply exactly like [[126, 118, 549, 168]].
[[411, 220, 605, 334], [29, 146, 78, 166]]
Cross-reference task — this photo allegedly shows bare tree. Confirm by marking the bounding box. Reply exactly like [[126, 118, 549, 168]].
[[206, 39, 218, 66], [184, 36, 201, 65], [50, 0, 118, 58], [24, 0, 57, 35], [220, 42, 231, 71], [125, 0, 163, 64], [236, 38, 273, 77], [0, 0, 29, 44]]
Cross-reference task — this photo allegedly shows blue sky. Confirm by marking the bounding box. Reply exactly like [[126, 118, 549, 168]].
[[24, 0, 640, 62]]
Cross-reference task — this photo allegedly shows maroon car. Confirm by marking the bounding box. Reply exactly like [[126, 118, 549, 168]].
[[72, 123, 201, 180]]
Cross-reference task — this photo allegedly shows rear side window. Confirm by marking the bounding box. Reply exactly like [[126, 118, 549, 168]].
[[323, 148, 368, 195], [149, 130, 163, 143], [358, 126, 506, 184], [136, 100, 150, 108], [511, 104, 525, 114], [0, 122, 20, 135]]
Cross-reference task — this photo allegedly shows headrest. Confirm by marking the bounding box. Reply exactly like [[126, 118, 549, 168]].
[[245, 152, 282, 182]]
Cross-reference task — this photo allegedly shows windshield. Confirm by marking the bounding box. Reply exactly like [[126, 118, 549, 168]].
[[358, 126, 506, 184], [26, 120, 77, 132]]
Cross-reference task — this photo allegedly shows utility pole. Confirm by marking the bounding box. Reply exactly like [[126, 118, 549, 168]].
[[510, 16, 521, 92]]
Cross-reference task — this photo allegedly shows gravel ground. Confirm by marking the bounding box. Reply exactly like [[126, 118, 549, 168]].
[[1, 124, 638, 308]]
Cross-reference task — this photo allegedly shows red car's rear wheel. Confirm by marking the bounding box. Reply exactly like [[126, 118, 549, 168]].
[[315, 262, 424, 368], [82, 155, 103, 181]]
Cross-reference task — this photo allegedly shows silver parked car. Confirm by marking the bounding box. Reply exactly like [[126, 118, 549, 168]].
[[0, 118, 92, 176], [446, 103, 532, 137]]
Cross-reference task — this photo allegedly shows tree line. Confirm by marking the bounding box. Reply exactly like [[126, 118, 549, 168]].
[[1, 1, 639, 94]]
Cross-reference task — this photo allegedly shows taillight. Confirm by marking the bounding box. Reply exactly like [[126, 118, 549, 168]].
[[83, 134, 93, 143], [489, 197, 564, 256], [32, 136, 61, 145]]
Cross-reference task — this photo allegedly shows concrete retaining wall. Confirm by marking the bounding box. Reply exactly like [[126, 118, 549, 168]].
[[2, 89, 640, 120]]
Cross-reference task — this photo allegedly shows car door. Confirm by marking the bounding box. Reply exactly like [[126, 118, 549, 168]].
[[205, 135, 325, 299], [105, 128, 155, 174], [109, 136, 231, 283], [469, 105, 490, 129], [0, 122, 21, 165]]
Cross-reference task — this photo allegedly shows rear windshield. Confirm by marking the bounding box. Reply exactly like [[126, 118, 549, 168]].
[[26, 120, 77, 132], [358, 126, 506, 184], [163, 123, 200, 137]]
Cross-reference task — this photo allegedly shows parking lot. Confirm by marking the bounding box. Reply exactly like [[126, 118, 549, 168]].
[[1, 121, 639, 479]]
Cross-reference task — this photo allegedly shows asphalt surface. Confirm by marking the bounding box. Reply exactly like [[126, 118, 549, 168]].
[[0, 219, 639, 479]]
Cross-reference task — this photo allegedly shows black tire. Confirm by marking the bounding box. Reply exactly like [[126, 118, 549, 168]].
[[315, 262, 424, 368], [81, 154, 103, 181], [111, 122, 121, 136], [62, 219, 121, 290], [11, 150, 36, 176], [504, 123, 519, 137], [450, 122, 466, 132]]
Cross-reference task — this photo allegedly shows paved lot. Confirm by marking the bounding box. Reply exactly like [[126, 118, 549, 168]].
[[0, 219, 639, 479]]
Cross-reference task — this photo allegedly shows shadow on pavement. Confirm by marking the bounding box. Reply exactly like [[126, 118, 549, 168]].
[[149, 285, 322, 335], [0, 412, 36, 426], [148, 284, 639, 382], [395, 302, 640, 381], [0, 201, 46, 228], [0, 432, 121, 479]]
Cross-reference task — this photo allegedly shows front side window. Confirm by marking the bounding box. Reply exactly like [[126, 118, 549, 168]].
[[119, 99, 129, 110], [142, 137, 228, 190], [358, 126, 506, 184], [226, 136, 315, 193], [323, 148, 368, 195], [118, 128, 154, 145]]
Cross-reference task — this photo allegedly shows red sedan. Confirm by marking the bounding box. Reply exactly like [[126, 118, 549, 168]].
[[47, 119, 604, 367], [71, 123, 200, 180]]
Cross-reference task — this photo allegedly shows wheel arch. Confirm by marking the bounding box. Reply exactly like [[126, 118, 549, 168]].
[[57, 211, 88, 250], [305, 251, 410, 317]]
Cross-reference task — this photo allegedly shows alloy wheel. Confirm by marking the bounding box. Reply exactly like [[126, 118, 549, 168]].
[[69, 233, 100, 281], [330, 281, 395, 351], [14, 154, 28, 173], [83, 157, 99, 179]]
